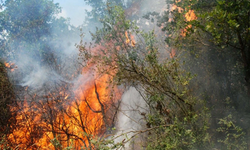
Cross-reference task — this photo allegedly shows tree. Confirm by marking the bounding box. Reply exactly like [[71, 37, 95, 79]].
[[82, 0, 141, 40], [0, 0, 78, 60], [158, 0, 250, 96], [0, 62, 16, 137], [78, 5, 210, 149], [0, 0, 80, 88], [0, 0, 60, 41], [197, 0, 250, 95], [0, 0, 90, 149], [154, 0, 250, 149]]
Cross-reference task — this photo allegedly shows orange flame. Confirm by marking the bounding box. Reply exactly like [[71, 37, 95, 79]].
[[170, 48, 176, 58], [8, 101, 54, 149], [184, 10, 197, 22], [7, 70, 120, 149], [171, 0, 183, 13], [6, 6, 139, 149], [180, 9, 197, 37], [170, 0, 197, 37], [125, 31, 136, 47], [4, 62, 17, 72]]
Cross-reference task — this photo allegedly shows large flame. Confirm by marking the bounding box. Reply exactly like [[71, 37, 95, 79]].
[[6, 4, 138, 148], [6, 69, 120, 149]]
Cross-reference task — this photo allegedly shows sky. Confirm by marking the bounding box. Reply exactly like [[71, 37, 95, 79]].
[[53, 0, 91, 26]]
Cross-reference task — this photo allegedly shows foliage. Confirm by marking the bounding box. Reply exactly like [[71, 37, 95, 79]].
[[199, 0, 250, 95], [157, 0, 250, 94], [0, 135, 11, 150], [0, 62, 16, 136], [0, 0, 61, 58], [50, 137, 63, 149], [79, 4, 211, 149], [153, 0, 250, 149], [1, 0, 60, 40], [0, 0, 82, 149], [80, 1, 250, 149], [84, 0, 134, 18], [0, 0, 77, 60], [91, 136, 124, 150], [217, 115, 247, 150]]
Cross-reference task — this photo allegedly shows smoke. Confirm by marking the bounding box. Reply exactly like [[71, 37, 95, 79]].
[[114, 87, 148, 149], [7, 34, 80, 92], [111, 1, 169, 149], [3, 0, 85, 93], [3, 0, 168, 148]]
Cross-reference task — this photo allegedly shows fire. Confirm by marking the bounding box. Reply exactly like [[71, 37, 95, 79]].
[[179, 9, 197, 37], [4, 62, 11, 68], [4, 62, 17, 72], [8, 101, 54, 149], [125, 31, 136, 47], [6, 70, 120, 149], [170, 48, 176, 58], [171, 0, 183, 13], [185, 10, 197, 22], [171, 5, 183, 13], [170, 0, 197, 37], [5, 3, 140, 149], [165, 45, 176, 58]]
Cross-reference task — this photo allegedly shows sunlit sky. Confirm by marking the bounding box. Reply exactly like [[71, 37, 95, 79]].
[[53, 0, 91, 26]]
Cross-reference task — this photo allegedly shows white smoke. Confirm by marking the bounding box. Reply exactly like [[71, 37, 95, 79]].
[[114, 87, 148, 149]]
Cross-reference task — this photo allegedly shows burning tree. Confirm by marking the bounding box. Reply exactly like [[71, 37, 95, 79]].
[[3, 72, 122, 149], [78, 4, 210, 149], [0, 0, 122, 149]]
